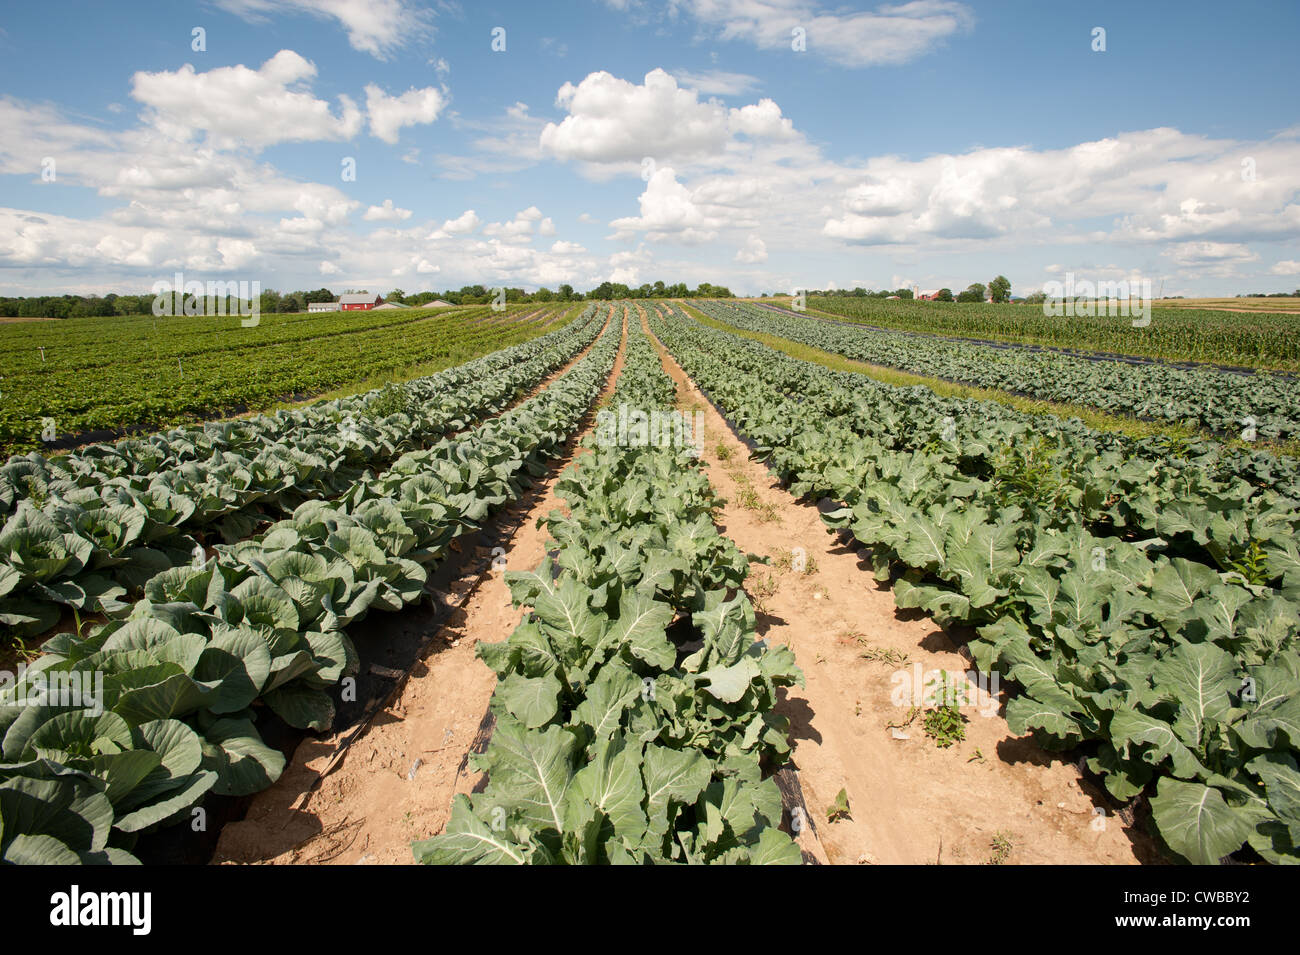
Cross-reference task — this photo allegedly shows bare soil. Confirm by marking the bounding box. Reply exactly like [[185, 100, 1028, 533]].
[[642, 307, 1158, 866], [212, 308, 630, 865]]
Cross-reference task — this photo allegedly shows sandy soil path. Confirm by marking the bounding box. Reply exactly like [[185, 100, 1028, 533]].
[[643, 305, 1157, 866], [212, 308, 629, 865]]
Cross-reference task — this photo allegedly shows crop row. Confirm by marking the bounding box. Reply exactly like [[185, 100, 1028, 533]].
[[0, 309, 621, 863], [652, 302, 1300, 865], [413, 308, 804, 864], [0, 307, 607, 645], [697, 300, 1300, 442], [0, 304, 563, 453], [806, 295, 1300, 370]]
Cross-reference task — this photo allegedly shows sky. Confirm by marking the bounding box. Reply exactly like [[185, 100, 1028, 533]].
[[0, 0, 1298, 298]]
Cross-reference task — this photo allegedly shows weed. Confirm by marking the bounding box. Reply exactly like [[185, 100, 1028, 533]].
[[923, 699, 968, 749], [988, 832, 1014, 865], [827, 788, 851, 823]]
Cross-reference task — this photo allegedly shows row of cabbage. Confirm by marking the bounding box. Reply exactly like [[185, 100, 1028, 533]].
[[0, 316, 621, 864], [0, 308, 605, 641], [696, 300, 1300, 442], [413, 310, 804, 864], [652, 303, 1300, 865]]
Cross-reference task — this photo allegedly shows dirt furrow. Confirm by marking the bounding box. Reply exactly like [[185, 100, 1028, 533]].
[[643, 306, 1155, 866], [212, 308, 630, 865]]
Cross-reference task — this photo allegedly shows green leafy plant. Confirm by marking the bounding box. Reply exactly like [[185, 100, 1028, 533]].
[[827, 788, 851, 823]]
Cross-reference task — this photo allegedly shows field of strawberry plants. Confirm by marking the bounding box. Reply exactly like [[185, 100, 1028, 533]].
[[701, 300, 1300, 443], [0, 302, 568, 454], [804, 295, 1300, 370]]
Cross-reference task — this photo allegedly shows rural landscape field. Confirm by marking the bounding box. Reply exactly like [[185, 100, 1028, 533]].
[[1, 0, 1297, 923]]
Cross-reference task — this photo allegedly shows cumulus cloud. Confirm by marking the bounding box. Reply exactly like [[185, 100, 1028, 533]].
[[363, 199, 413, 221], [131, 50, 362, 149], [1270, 260, 1300, 275], [365, 84, 447, 144], [428, 209, 480, 239], [822, 128, 1300, 248], [610, 167, 722, 243], [539, 69, 796, 169]]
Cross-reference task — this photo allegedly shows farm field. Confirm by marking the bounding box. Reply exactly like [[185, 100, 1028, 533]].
[[795, 295, 1300, 370], [2, 300, 1296, 869], [0, 302, 572, 455], [701, 300, 1300, 445]]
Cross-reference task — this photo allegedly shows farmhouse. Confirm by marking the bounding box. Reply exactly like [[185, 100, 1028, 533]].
[[916, 289, 945, 301], [340, 292, 383, 311]]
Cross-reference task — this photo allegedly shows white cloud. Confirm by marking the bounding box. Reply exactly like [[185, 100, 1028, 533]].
[[429, 209, 480, 239], [320, 261, 342, 275], [551, 240, 586, 254], [130, 50, 362, 150], [363, 199, 413, 221], [1163, 241, 1260, 276], [1270, 260, 1300, 275], [610, 167, 722, 243], [822, 128, 1300, 248], [213, 0, 432, 59], [671, 69, 760, 96], [654, 0, 974, 68], [478, 207, 556, 242], [735, 235, 767, 263], [539, 69, 796, 169], [365, 84, 447, 144]]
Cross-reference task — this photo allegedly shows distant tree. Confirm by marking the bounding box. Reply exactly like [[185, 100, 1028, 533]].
[[534, 287, 554, 302], [988, 275, 1011, 303], [935, 288, 953, 302], [387, 288, 406, 304], [1022, 291, 1047, 305], [558, 283, 574, 301]]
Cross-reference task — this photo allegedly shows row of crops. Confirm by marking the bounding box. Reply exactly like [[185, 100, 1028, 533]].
[[0, 308, 608, 643], [698, 300, 1300, 443], [414, 308, 803, 864], [0, 303, 564, 454], [805, 295, 1300, 370], [0, 307, 620, 863], [651, 302, 1300, 865]]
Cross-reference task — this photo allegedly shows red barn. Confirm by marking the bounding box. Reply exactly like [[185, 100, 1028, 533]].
[[339, 293, 383, 311]]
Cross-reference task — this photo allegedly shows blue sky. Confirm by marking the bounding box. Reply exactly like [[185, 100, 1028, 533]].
[[1, 0, 1297, 297]]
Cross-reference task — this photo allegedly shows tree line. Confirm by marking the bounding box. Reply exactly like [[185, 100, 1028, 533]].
[[0, 281, 736, 317]]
